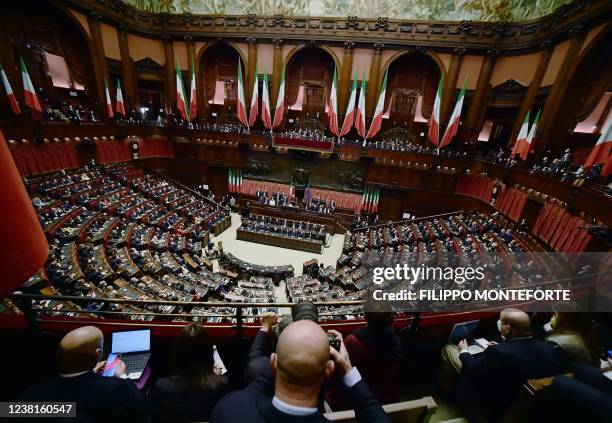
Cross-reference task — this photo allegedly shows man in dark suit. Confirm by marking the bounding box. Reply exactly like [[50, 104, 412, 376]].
[[17, 326, 149, 423], [537, 360, 612, 423], [447, 308, 565, 419], [244, 312, 283, 385], [212, 320, 389, 423]]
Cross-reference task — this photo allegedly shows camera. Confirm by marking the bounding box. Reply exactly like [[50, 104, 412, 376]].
[[327, 333, 341, 351], [292, 302, 341, 351], [292, 301, 319, 323]]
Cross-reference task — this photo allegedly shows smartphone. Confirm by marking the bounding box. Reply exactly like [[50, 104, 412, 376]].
[[102, 353, 121, 377]]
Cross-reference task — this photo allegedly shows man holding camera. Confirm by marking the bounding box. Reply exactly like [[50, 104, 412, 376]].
[[212, 313, 389, 422]]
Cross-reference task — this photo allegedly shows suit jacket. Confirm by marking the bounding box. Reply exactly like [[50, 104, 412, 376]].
[[230, 330, 389, 423], [536, 362, 612, 423], [326, 328, 402, 410], [149, 374, 230, 423], [458, 336, 565, 418], [212, 373, 388, 423], [244, 330, 273, 385], [17, 371, 149, 423]]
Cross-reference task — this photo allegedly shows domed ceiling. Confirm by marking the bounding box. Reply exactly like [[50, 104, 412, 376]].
[[125, 0, 572, 22]]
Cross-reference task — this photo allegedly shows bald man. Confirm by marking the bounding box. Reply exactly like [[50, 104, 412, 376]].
[[442, 308, 565, 419], [18, 326, 149, 423], [212, 320, 389, 423]]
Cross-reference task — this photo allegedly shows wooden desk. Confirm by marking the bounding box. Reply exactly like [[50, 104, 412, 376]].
[[212, 216, 231, 236], [182, 253, 200, 270], [237, 228, 323, 254], [245, 203, 350, 234]]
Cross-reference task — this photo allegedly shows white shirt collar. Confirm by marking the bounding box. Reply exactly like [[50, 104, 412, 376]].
[[59, 371, 88, 378], [272, 396, 318, 416]]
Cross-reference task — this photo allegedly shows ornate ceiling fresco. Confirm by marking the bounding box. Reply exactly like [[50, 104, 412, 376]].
[[125, 0, 573, 22]]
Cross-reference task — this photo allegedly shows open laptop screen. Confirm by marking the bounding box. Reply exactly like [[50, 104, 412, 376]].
[[448, 320, 479, 342], [111, 329, 151, 354]]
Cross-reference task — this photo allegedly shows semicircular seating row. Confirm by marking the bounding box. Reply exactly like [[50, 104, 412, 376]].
[[24, 163, 282, 324], [19, 163, 588, 325]]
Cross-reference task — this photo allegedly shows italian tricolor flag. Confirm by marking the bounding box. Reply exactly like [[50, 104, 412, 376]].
[[272, 64, 286, 129], [522, 109, 540, 161], [584, 120, 612, 176], [228, 169, 235, 192], [248, 66, 259, 127], [327, 67, 339, 137], [261, 68, 272, 129], [366, 70, 388, 140], [20, 57, 41, 112], [104, 78, 114, 118], [371, 188, 380, 213], [189, 59, 197, 121], [1, 64, 20, 115], [175, 61, 188, 121], [360, 187, 369, 214], [361, 187, 380, 214], [236, 59, 248, 126], [428, 76, 443, 147], [511, 110, 531, 160], [340, 72, 358, 137], [355, 71, 367, 140], [115, 79, 126, 116], [439, 77, 467, 149], [228, 169, 243, 193]]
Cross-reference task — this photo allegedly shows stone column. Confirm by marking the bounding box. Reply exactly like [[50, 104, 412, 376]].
[[338, 41, 355, 114], [163, 36, 175, 112], [507, 42, 553, 149], [271, 38, 283, 105], [366, 43, 384, 117], [87, 12, 109, 117], [441, 47, 465, 123], [246, 37, 257, 103], [185, 36, 196, 120], [186, 36, 196, 75], [536, 25, 586, 156], [461, 49, 498, 144], [117, 25, 137, 112]]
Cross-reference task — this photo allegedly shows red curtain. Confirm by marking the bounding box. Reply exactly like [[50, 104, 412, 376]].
[[532, 202, 592, 252], [308, 188, 362, 212], [96, 140, 133, 164], [9, 146, 28, 176], [455, 174, 494, 204], [137, 136, 174, 159], [494, 186, 527, 222], [10, 142, 81, 176], [240, 179, 292, 197]]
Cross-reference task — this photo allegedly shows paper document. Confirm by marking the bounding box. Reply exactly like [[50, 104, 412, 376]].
[[213, 345, 228, 375]]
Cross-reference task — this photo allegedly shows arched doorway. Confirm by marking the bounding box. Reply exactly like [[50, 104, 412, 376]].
[[381, 53, 442, 136], [547, 29, 612, 157], [0, 0, 96, 118], [199, 42, 244, 122], [284, 47, 336, 124]]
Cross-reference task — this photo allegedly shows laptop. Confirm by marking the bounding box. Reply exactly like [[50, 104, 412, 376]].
[[448, 320, 489, 355], [111, 329, 151, 380]]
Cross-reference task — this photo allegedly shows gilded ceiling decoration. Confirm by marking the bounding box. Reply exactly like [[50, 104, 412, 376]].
[[125, 0, 573, 22]]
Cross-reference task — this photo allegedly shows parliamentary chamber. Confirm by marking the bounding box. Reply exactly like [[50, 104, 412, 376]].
[[0, 0, 610, 339]]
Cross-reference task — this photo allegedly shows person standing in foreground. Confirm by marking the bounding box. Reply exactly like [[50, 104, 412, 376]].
[[211, 320, 389, 423]]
